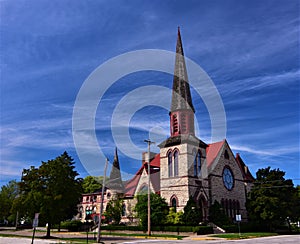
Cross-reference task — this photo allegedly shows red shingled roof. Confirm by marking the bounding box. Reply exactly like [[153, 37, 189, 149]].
[[206, 140, 225, 167], [124, 154, 160, 197]]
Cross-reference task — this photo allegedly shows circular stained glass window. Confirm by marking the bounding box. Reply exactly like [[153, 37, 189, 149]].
[[223, 167, 234, 190]]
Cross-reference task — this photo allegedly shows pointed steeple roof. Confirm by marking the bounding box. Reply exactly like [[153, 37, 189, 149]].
[[171, 27, 195, 113], [107, 148, 124, 194]]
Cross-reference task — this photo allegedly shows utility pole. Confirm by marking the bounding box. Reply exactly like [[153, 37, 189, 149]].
[[97, 158, 109, 243], [144, 139, 155, 236]]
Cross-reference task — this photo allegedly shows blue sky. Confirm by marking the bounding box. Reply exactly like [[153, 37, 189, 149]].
[[1, 0, 299, 186]]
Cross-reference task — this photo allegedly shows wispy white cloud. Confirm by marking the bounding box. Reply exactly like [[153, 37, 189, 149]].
[[219, 69, 300, 97], [230, 144, 299, 157]]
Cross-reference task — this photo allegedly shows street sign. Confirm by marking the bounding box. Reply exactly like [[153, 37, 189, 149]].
[[236, 214, 242, 222], [31, 213, 39, 244], [32, 218, 39, 228], [32, 213, 39, 228]]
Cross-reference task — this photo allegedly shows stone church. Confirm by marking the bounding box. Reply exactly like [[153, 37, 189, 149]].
[[78, 28, 255, 224]]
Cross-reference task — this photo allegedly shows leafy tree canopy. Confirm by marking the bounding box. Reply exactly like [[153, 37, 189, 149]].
[[209, 200, 231, 226], [182, 196, 202, 226], [103, 196, 123, 225], [12, 152, 82, 237], [82, 176, 102, 193], [0, 180, 19, 222], [246, 166, 298, 230], [134, 193, 168, 229], [166, 207, 183, 225]]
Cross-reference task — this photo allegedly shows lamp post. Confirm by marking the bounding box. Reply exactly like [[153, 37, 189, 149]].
[[144, 139, 155, 236]]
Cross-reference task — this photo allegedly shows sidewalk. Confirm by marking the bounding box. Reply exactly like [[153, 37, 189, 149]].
[[0, 227, 224, 242]]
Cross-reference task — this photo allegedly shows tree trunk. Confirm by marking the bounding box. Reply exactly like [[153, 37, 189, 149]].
[[46, 222, 51, 238]]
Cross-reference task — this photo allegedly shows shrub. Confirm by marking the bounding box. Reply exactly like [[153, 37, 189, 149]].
[[60, 220, 83, 232], [101, 225, 144, 231], [193, 226, 213, 235]]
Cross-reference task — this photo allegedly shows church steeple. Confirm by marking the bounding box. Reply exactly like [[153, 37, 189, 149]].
[[170, 27, 195, 137], [107, 148, 124, 194]]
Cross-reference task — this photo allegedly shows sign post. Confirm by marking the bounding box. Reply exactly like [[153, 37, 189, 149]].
[[31, 213, 39, 244], [235, 214, 241, 237]]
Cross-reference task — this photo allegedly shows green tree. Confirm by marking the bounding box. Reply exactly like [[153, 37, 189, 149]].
[[0, 180, 19, 223], [134, 193, 168, 229], [166, 207, 183, 225], [182, 196, 202, 226], [82, 176, 102, 193], [209, 200, 231, 226], [103, 196, 123, 224], [13, 152, 82, 237], [246, 167, 297, 231]]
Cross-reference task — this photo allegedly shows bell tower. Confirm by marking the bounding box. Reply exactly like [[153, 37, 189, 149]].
[[159, 28, 208, 212]]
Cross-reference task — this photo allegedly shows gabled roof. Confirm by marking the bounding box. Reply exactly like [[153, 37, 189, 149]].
[[206, 140, 225, 167], [124, 167, 142, 197], [124, 154, 160, 197], [235, 153, 255, 182]]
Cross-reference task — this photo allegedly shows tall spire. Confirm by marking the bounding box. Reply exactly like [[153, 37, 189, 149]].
[[169, 28, 195, 137], [171, 27, 195, 113], [107, 148, 124, 194]]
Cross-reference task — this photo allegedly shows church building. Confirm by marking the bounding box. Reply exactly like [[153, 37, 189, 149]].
[[77, 28, 255, 224]]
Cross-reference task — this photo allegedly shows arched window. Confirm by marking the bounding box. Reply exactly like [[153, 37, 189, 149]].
[[225, 199, 228, 216], [168, 151, 173, 177], [221, 199, 225, 214], [122, 204, 126, 217], [174, 150, 179, 176], [193, 150, 197, 177], [171, 197, 177, 212], [233, 200, 236, 217], [193, 150, 201, 177], [197, 151, 201, 177], [229, 199, 232, 218]]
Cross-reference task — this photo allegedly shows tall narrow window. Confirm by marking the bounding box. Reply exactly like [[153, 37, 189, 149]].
[[229, 199, 232, 218], [197, 151, 201, 177], [171, 197, 177, 212], [173, 114, 178, 133], [193, 151, 197, 177], [174, 150, 179, 176], [168, 151, 173, 177]]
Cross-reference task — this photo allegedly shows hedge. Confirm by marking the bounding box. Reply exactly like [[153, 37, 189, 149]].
[[102, 224, 213, 234], [59, 220, 84, 232]]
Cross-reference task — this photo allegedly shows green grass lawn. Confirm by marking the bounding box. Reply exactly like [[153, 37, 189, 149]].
[[212, 232, 278, 239], [0, 231, 185, 243], [81, 231, 185, 239]]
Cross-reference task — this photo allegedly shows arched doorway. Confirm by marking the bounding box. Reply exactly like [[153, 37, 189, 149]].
[[198, 195, 208, 221]]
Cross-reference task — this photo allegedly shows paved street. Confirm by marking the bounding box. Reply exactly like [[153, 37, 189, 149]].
[[122, 235, 299, 244], [0, 236, 58, 243], [0, 235, 299, 244]]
